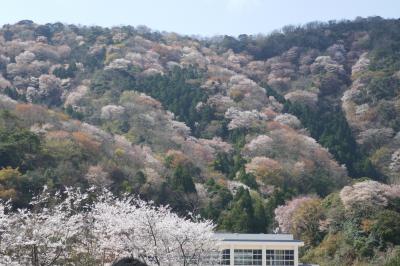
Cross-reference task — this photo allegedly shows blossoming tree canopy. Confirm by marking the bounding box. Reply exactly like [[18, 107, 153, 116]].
[[0, 187, 218, 265]]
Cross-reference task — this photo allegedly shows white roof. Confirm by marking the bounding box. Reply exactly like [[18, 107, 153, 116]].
[[214, 233, 302, 243]]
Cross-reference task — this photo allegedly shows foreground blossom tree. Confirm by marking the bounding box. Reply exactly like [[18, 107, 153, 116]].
[[0, 187, 85, 265], [0, 188, 218, 266], [89, 190, 217, 265]]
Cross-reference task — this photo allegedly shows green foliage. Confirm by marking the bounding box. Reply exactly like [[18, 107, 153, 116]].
[[53, 62, 78, 79], [372, 210, 400, 246], [301, 233, 355, 266], [169, 164, 197, 194], [263, 187, 299, 233], [343, 219, 378, 258], [369, 18, 400, 73], [219, 35, 246, 53], [108, 166, 143, 194], [292, 199, 325, 247], [263, 82, 287, 104], [216, 17, 400, 61], [384, 249, 400, 266], [218, 187, 269, 233], [0, 111, 103, 207], [376, 102, 400, 131], [133, 67, 210, 133], [284, 101, 382, 180], [237, 168, 258, 189], [321, 193, 346, 233], [212, 152, 235, 179], [252, 194, 268, 233], [366, 77, 400, 103], [0, 110, 19, 129], [303, 188, 400, 265], [89, 67, 213, 136], [0, 125, 41, 171], [388, 197, 400, 213], [0, 167, 39, 208], [202, 179, 233, 221], [212, 128, 249, 183], [227, 127, 248, 148], [212, 152, 246, 180], [91, 69, 136, 96], [218, 187, 255, 232], [34, 24, 53, 39], [65, 105, 83, 120], [71, 44, 105, 71], [2, 87, 27, 102], [134, 171, 147, 185], [301, 170, 340, 197], [0, 167, 22, 199]]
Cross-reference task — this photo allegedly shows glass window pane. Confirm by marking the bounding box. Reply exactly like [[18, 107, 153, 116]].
[[221, 249, 230, 265], [234, 249, 262, 265], [265, 249, 294, 266]]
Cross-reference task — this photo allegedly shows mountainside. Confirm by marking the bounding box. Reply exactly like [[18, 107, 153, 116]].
[[1, 17, 400, 265]]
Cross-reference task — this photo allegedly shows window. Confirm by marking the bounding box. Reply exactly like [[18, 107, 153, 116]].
[[266, 249, 294, 266], [221, 249, 230, 265], [202, 249, 230, 265], [234, 249, 262, 265]]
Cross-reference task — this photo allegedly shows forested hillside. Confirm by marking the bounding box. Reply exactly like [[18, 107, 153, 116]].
[[1, 17, 400, 265]]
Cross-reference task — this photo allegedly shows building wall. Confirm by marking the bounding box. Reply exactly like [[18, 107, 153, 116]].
[[218, 242, 301, 266]]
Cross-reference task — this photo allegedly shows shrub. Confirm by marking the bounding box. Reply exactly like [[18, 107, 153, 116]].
[[372, 210, 400, 245]]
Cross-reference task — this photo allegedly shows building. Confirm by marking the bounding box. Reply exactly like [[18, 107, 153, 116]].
[[211, 233, 304, 266]]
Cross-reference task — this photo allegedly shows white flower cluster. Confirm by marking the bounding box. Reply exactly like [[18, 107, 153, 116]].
[[340, 180, 400, 210], [243, 135, 273, 157], [284, 90, 318, 107], [0, 188, 218, 265], [0, 75, 12, 90], [310, 56, 345, 75], [100, 104, 126, 120], [274, 196, 316, 233], [225, 107, 268, 130], [389, 149, 400, 173], [274, 113, 302, 129], [351, 52, 370, 77]]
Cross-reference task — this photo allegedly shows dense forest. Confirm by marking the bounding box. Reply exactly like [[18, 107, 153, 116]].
[[1, 17, 400, 265]]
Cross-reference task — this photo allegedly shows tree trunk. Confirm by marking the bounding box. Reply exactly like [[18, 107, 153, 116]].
[[32, 245, 39, 266]]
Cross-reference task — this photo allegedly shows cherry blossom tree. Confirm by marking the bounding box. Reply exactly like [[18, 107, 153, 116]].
[[15, 50, 36, 65], [273, 114, 302, 129], [225, 107, 269, 130], [105, 58, 131, 71], [284, 90, 318, 107], [339, 180, 400, 212], [0, 188, 219, 265], [243, 135, 273, 157], [100, 105, 126, 120], [0, 187, 85, 265], [351, 52, 370, 77], [274, 196, 317, 233]]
